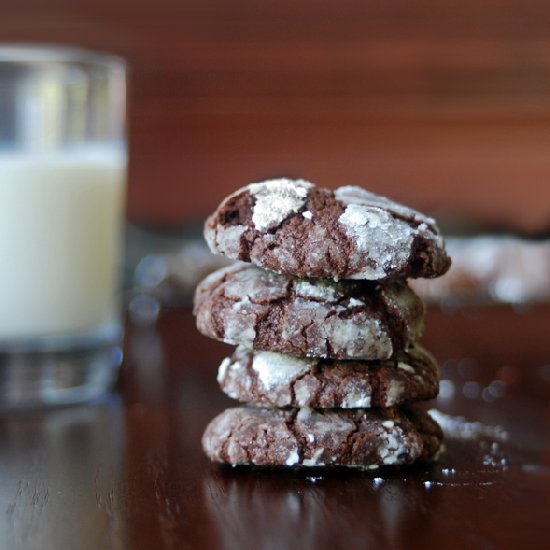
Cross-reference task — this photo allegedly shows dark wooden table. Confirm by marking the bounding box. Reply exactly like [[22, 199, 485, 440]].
[[1, 304, 549, 550]]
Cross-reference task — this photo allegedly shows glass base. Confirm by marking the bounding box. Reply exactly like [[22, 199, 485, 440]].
[[0, 344, 123, 410]]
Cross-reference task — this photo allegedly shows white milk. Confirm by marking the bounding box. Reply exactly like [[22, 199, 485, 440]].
[[0, 150, 126, 341]]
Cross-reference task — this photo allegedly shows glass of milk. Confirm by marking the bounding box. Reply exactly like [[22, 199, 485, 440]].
[[0, 46, 126, 408]]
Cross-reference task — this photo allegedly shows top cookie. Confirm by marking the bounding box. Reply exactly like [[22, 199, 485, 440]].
[[204, 178, 451, 281]]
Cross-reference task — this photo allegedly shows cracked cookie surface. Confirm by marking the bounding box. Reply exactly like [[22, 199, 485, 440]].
[[202, 406, 443, 467], [218, 345, 439, 408], [204, 178, 451, 281], [193, 263, 424, 360]]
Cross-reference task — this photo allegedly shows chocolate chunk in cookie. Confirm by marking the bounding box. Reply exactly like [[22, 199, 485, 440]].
[[193, 264, 424, 360], [218, 345, 439, 408], [202, 406, 442, 468], [204, 178, 450, 281]]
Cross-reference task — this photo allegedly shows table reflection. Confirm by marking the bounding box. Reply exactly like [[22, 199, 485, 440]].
[[0, 403, 125, 549]]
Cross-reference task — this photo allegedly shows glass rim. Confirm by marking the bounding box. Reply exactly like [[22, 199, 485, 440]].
[[0, 43, 126, 71]]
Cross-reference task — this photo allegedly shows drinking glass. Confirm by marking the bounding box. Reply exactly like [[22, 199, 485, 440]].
[[0, 45, 127, 408]]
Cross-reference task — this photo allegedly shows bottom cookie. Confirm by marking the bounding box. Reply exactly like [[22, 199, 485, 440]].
[[202, 406, 442, 468]]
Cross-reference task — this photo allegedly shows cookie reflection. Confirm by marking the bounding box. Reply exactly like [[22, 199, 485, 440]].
[[203, 466, 434, 549]]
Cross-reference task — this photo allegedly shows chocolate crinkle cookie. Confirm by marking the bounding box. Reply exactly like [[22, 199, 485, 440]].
[[202, 406, 443, 468], [217, 345, 439, 409], [193, 263, 425, 360], [204, 178, 451, 281]]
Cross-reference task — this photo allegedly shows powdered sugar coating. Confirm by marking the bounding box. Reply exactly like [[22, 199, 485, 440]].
[[204, 179, 450, 281], [201, 406, 443, 467], [385, 380, 406, 407], [206, 224, 247, 257], [334, 186, 436, 226], [285, 449, 300, 466], [194, 264, 425, 360], [252, 352, 312, 393], [338, 205, 414, 279], [217, 345, 439, 408], [295, 280, 339, 301], [377, 422, 412, 465], [217, 357, 231, 384], [341, 391, 372, 409], [249, 178, 313, 231], [335, 186, 447, 280], [398, 362, 415, 373]]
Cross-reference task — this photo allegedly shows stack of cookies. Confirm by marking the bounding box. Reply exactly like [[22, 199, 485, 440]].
[[194, 179, 451, 469]]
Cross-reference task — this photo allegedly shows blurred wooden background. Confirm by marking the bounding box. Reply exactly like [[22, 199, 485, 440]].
[[2, 1, 550, 232]]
